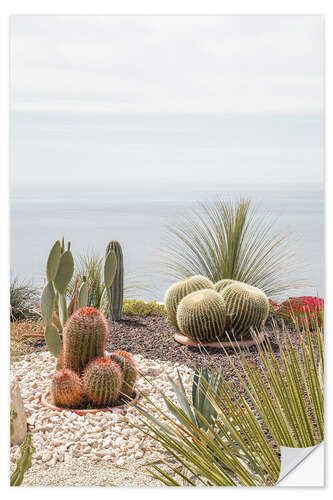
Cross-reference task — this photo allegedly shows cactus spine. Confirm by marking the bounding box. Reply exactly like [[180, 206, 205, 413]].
[[62, 307, 109, 375], [108, 351, 137, 397], [165, 276, 214, 328], [83, 357, 124, 407], [220, 282, 269, 340], [177, 289, 227, 342], [105, 241, 123, 321], [215, 279, 240, 293], [50, 369, 84, 408]]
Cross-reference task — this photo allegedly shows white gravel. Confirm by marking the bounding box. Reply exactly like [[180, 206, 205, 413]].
[[10, 351, 194, 486]]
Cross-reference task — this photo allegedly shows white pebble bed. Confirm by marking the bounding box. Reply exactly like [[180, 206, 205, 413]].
[[10, 351, 194, 471]]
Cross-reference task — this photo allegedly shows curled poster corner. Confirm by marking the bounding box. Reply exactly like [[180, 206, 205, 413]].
[[276, 442, 324, 486]]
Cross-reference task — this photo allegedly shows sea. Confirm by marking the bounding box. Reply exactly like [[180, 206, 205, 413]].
[[10, 182, 324, 302]]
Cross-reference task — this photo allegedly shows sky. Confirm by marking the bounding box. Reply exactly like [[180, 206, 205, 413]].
[[10, 15, 324, 186]]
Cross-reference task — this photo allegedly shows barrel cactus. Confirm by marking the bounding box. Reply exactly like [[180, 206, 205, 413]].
[[50, 369, 84, 408], [215, 279, 240, 293], [83, 357, 124, 407], [106, 241, 124, 321], [165, 275, 214, 328], [62, 307, 109, 375], [108, 351, 137, 397], [220, 282, 269, 340], [177, 289, 227, 342]]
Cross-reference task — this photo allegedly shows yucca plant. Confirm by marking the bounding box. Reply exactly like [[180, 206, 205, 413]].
[[134, 369, 281, 486], [159, 198, 304, 299], [134, 314, 323, 486], [222, 316, 324, 448]]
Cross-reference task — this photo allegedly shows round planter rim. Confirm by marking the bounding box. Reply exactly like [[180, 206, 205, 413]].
[[41, 390, 140, 415], [174, 331, 266, 349]]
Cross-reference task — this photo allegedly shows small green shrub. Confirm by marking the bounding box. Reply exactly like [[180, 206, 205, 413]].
[[10, 276, 39, 322], [122, 299, 166, 316]]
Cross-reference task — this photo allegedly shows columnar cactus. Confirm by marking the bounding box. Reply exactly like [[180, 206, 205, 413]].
[[83, 357, 124, 407], [176, 289, 227, 342], [62, 307, 109, 375], [50, 369, 84, 408], [215, 279, 240, 293], [108, 351, 137, 397], [220, 282, 269, 340], [105, 241, 124, 321], [165, 276, 214, 328]]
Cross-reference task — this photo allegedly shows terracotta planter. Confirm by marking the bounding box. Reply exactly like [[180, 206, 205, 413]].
[[41, 390, 140, 415], [174, 331, 266, 349]]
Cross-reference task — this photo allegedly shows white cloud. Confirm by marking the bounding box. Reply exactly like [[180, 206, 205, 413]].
[[10, 15, 323, 115]]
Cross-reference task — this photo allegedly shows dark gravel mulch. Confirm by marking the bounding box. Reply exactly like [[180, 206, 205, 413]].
[[108, 314, 282, 371]]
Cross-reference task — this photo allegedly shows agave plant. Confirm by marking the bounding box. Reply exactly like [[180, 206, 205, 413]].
[[159, 198, 304, 299], [160, 367, 221, 433]]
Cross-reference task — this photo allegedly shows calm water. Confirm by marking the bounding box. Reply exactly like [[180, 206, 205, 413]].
[[10, 183, 324, 302]]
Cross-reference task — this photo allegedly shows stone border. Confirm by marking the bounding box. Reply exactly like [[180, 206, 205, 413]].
[[41, 390, 140, 415], [174, 331, 266, 349]]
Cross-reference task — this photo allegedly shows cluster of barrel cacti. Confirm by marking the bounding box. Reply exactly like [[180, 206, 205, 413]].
[[39, 238, 117, 367], [165, 275, 270, 342], [50, 307, 138, 409]]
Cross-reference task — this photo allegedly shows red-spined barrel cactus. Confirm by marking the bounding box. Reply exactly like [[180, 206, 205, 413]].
[[108, 351, 138, 397], [83, 357, 124, 407], [50, 369, 84, 408], [62, 307, 109, 375]]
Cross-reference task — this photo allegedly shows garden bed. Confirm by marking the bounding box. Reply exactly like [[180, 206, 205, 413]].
[[107, 314, 281, 370]]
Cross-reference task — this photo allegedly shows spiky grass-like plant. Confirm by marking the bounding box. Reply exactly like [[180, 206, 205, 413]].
[[159, 198, 303, 299], [134, 315, 323, 486], [135, 367, 281, 486], [222, 316, 324, 447], [67, 250, 148, 307]]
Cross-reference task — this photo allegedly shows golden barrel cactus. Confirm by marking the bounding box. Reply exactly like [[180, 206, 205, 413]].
[[215, 279, 240, 293], [220, 282, 269, 340], [176, 289, 227, 342], [164, 275, 214, 328]]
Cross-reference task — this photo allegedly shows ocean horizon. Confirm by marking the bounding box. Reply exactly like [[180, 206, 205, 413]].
[[10, 182, 324, 302]]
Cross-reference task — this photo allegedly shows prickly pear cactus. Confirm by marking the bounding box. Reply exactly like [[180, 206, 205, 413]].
[[108, 351, 138, 397], [220, 282, 269, 340], [62, 307, 109, 375], [40, 238, 75, 364], [77, 278, 89, 309], [165, 276, 214, 328], [105, 241, 123, 321], [54, 243, 74, 294], [177, 289, 227, 342], [83, 357, 124, 407]]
